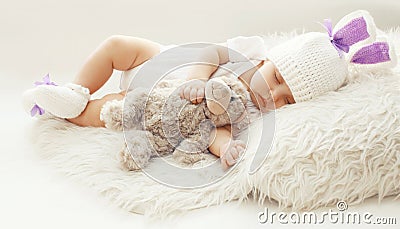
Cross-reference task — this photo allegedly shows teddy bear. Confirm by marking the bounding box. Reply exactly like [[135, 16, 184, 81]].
[[100, 74, 253, 171]]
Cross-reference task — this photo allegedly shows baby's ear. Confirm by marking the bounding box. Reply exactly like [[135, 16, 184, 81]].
[[348, 35, 398, 69]]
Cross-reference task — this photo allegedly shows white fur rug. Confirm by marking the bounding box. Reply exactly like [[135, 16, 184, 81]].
[[30, 29, 400, 219]]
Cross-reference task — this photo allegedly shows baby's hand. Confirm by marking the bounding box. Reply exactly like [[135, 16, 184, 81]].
[[220, 140, 246, 170], [179, 79, 206, 104]]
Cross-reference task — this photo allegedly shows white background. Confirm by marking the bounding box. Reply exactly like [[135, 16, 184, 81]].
[[0, 0, 399, 228]]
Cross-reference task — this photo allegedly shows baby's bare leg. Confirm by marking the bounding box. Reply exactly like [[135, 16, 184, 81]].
[[67, 91, 126, 127], [65, 35, 160, 126], [73, 35, 160, 94]]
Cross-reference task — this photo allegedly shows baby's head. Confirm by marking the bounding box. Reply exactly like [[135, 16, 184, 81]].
[[250, 10, 397, 112]]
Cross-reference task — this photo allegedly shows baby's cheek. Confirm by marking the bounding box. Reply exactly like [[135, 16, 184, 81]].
[[250, 75, 267, 94], [249, 77, 256, 92]]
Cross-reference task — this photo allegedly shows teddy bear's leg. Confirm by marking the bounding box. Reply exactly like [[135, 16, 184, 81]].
[[100, 88, 149, 131], [172, 138, 208, 164], [119, 144, 141, 171], [122, 88, 149, 130], [119, 129, 154, 171], [100, 99, 124, 131], [172, 119, 214, 165], [205, 78, 232, 115]]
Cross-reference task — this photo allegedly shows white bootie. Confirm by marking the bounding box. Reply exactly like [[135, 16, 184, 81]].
[[22, 88, 54, 119], [22, 88, 38, 115], [35, 83, 91, 119]]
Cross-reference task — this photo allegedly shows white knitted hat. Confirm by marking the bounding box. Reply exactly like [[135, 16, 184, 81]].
[[266, 10, 396, 103], [267, 32, 348, 102]]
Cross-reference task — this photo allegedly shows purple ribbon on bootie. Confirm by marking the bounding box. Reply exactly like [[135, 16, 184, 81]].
[[30, 104, 45, 116], [322, 17, 370, 57], [34, 73, 58, 86], [30, 73, 57, 117]]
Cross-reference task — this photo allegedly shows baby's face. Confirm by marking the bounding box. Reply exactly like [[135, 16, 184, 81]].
[[249, 60, 295, 112]]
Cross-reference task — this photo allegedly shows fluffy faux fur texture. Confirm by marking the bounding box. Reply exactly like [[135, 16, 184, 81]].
[[30, 29, 400, 219]]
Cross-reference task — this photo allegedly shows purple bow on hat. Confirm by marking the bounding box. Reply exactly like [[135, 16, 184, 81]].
[[322, 17, 370, 57]]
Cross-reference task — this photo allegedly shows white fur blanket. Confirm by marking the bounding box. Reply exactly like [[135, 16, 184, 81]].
[[30, 30, 400, 219]]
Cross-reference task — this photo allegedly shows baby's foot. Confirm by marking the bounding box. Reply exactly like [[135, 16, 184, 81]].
[[35, 83, 90, 119], [220, 139, 246, 170]]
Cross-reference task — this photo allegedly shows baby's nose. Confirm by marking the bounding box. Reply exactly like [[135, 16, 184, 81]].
[[271, 89, 283, 102], [263, 89, 275, 102], [261, 89, 281, 111]]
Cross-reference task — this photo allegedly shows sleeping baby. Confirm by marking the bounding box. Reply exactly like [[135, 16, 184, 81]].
[[22, 10, 396, 169]]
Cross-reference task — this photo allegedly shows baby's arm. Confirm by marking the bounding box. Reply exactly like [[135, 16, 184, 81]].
[[209, 126, 245, 170], [187, 43, 229, 81], [179, 44, 229, 104]]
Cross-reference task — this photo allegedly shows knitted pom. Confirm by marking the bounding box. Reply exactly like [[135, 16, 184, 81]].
[[332, 10, 377, 47]]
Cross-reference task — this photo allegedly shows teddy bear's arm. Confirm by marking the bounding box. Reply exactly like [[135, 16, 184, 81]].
[[205, 77, 232, 115]]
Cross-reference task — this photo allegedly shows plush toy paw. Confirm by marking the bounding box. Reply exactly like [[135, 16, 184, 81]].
[[205, 77, 232, 115], [172, 148, 206, 165], [172, 137, 208, 165], [119, 130, 154, 171], [100, 99, 124, 131], [220, 139, 246, 170], [122, 88, 149, 130], [119, 144, 141, 171]]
